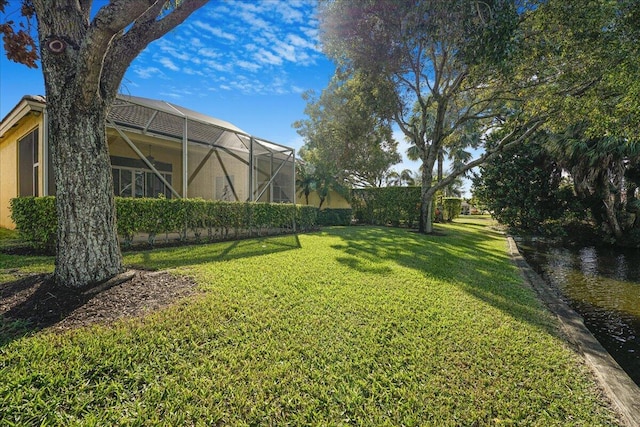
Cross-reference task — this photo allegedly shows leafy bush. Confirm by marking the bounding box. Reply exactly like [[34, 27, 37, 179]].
[[296, 204, 318, 231], [442, 198, 462, 222], [472, 141, 581, 232], [10, 197, 318, 250], [352, 187, 421, 227], [317, 209, 352, 226], [10, 196, 57, 251]]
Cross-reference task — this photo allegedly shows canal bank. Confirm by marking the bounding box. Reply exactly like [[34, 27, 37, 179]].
[[507, 236, 640, 427]]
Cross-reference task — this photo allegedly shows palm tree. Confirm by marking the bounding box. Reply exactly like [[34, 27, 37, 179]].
[[315, 167, 349, 209], [295, 163, 316, 205], [441, 175, 465, 197], [545, 126, 640, 241], [400, 169, 417, 186], [386, 170, 401, 186], [385, 169, 417, 186]]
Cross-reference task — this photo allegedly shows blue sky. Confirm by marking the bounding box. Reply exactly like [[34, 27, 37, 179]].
[[0, 0, 422, 176]]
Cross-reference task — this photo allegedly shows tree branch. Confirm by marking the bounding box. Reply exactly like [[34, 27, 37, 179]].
[[79, 0, 92, 20], [437, 117, 546, 192], [101, 0, 208, 100], [75, 0, 158, 106]]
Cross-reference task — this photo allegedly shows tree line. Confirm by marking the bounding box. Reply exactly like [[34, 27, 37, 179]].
[[295, 0, 640, 244]]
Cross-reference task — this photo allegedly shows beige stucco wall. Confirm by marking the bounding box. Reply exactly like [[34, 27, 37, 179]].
[[188, 144, 248, 201], [0, 113, 43, 229], [299, 190, 351, 210]]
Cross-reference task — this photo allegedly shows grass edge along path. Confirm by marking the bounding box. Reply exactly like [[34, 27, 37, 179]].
[[1, 218, 622, 426]]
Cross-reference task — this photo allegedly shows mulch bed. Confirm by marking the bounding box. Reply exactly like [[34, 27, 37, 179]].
[[0, 270, 200, 337]]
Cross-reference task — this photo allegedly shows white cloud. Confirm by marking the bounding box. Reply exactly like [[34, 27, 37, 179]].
[[155, 39, 193, 61], [134, 66, 163, 79], [206, 3, 232, 19], [203, 59, 233, 73], [254, 48, 283, 65], [159, 91, 183, 99], [193, 21, 237, 41], [183, 68, 204, 76], [190, 37, 204, 47], [238, 10, 271, 31], [130, 0, 327, 97], [158, 57, 180, 71], [198, 47, 220, 59], [236, 60, 261, 72], [274, 3, 304, 23], [287, 33, 315, 50], [272, 41, 296, 62], [300, 26, 317, 38]]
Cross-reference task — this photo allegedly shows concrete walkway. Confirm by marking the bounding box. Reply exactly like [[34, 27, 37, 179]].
[[507, 237, 640, 427]]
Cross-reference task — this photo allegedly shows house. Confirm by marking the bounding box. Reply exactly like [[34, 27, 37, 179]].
[[0, 94, 296, 229], [297, 189, 351, 210], [460, 200, 481, 215]]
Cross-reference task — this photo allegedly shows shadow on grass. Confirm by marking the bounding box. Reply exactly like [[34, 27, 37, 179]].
[[330, 223, 555, 332], [1, 234, 302, 346], [1, 274, 89, 346], [126, 233, 302, 270]]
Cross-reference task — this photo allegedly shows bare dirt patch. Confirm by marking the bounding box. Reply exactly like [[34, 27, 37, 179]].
[[1, 270, 199, 338]]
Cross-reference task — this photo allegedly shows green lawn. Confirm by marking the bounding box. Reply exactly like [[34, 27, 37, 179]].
[[0, 218, 620, 425]]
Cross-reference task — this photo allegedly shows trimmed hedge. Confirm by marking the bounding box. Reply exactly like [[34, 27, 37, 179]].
[[442, 197, 462, 222], [10, 197, 318, 250], [352, 187, 421, 227], [317, 209, 353, 226], [9, 196, 57, 251]]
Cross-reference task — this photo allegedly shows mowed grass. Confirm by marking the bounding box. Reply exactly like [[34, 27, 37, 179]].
[[0, 218, 620, 426], [0, 228, 53, 283]]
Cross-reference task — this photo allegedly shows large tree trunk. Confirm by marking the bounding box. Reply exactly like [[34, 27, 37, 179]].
[[48, 100, 124, 287], [31, 0, 207, 288], [36, 13, 126, 288]]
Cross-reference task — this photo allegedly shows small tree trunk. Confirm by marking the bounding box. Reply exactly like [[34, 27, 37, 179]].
[[602, 198, 624, 241], [49, 103, 124, 288], [419, 169, 435, 234]]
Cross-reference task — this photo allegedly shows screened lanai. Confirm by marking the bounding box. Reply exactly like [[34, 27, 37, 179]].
[[106, 95, 295, 204]]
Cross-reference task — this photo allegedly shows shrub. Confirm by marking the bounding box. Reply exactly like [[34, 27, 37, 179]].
[[442, 198, 462, 222], [317, 209, 352, 226], [10, 197, 319, 250], [351, 187, 421, 227], [296, 204, 318, 231], [10, 196, 57, 251]]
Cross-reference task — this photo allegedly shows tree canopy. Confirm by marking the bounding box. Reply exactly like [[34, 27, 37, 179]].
[[294, 70, 401, 188], [318, 0, 543, 233], [513, 0, 640, 139]]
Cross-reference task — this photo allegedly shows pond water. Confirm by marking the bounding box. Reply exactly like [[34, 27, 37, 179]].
[[515, 237, 640, 386]]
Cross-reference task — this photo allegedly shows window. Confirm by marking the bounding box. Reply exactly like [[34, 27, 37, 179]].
[[110, 155, 173, 198], [112, 167, 173, 198], [18, 128, 39, 196]]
